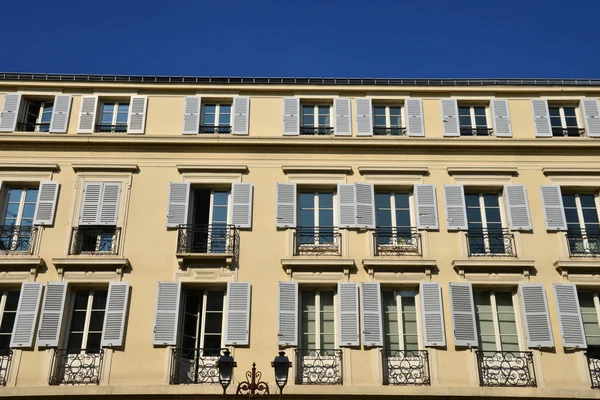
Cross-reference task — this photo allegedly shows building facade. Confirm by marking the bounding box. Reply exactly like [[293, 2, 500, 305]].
[[0, 73, 599, 398]]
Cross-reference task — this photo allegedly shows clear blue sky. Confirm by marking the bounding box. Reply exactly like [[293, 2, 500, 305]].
[[3, 0, 599, 78]]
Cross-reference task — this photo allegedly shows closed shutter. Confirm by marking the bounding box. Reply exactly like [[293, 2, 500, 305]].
[[224, 282, 251, 346], [553, 284, 586, 349], [531, 99, 552, 137], [334, 98, 352, 136], [276, 183, 297, 228], [152, 282, 181, 345], [283, 98, 300, 135], [441, 99, 460, 137], [231, 183, 253, 228], [101, 282, 130, 347], [232, 96, 250, 135], [355, 183, 375, 229], [540, 185, 567, 231], [10, 282, 43, 348], [337, 282, 359, 346], [33, 181, 60, 226], [360, 282, 383, 347], [79, 182, 103, 225], [337, 184, 356, 228], [581, 98, 600, 137], [98, 183, 121, 225], [520, 284, 554, 348], [504, 185, 532, 231], [277, 282, 298, 346], [166, 182, 191, 228], [405, 99, 424, 137], [443, 185, 468, 230], [491, 99, 512, 137], [37, 282, 68, 347], [414, 184, 439, 230], [355, 98, 373, 136], [182, 96, 201, 134], [420, 282, 446, 347], [0, 94, 22, 132], [127, 95, 148, 134], [449, 282, 477, 347], [77, 96, 98, 133], [49, 95, 72, 133]]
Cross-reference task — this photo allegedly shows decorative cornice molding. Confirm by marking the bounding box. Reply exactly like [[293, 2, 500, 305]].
[[176, 164, 248, 173], [0, 163, 59, 171], [71, 164, 139, 172], [543, 168, 600, 175], [358, 166, 429, 175], [282, 165, 353, 174], [447, 166, 518, 175]]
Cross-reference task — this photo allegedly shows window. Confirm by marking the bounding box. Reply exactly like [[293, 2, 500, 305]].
[[0, 187, 38, 253], [373, 105, 404, 135], [301, 104, 332, 135], [297, 191, 335, 245], [473, 290, 520, 352], [0, 289, 19, 351], [185, 189, 231, 253], [180, 289, 225, 355], [97, 102, 129, 133], [19, 100, 53, 132], [200, 103, 232, 134], [375, 192, 418, 254], [459, 105, 490, 136], [549, 105, 581, 137], [300, 290, 334, 351], [382, 291, 418, 351], [465, 193, 507, 255], [563, 193, 600, 255], [66, 289, 108, 353]]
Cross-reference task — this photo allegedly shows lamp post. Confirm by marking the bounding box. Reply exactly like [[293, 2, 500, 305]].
[[216, 349, 237, 395], [272, 352, 292, 398]]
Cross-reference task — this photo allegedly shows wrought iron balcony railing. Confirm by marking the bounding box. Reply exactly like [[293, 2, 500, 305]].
[[94, 124, 127, 133], [69, 226, 121, 255], [466, 228, 516, 257], [0, 226, 37, 255], [17, 122, 50, 132], [295, 349, 342, 385], [460, 127, 494, 136], [199, 125, 232, 134], [294, 227, 341, 256], [381, 350, 430, 386], [566, 233, 600, 257], [586, 350, 600, 388], [374, 227, 422, 256], [49, 349, 104, 385], [552, 127, 585, 137], [299, 126, 334, 135], [176, 224, 238, 255], [373, 127, 407, 136], [170, 348, 227, 384], [476, 350, 536, 387], [0, 350, 12, 386]]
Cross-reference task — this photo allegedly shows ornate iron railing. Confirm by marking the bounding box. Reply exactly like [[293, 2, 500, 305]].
[[552, 127, 585, 137], [381, 350, 430, 386], [69, 226, 121, 255], [176, 224, 238, 255], [49, 349, 104, 385], [0, 350, 13, 386], [299, 126, 334, 135], [373, 127, 407, 136], [566, 233, 600, 257], [460, 127, 494, 136], [0, 226, 37, 255], [374, 227, 422, 256], [476, 351, 536, 387], [170, 348, 227, 384], [466, 228, 516, 257], [586, 350, 600, 388], [17, 122, 50, 132], [199, 125, 232, 134], [295, 349, 342, 385], [94, 124, 127, 133], [293, 227, 341, 256]]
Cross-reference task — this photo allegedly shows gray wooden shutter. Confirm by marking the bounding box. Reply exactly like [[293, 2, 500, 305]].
[[355, 183, 375, 229], [77, 96, 98, 133], [337, 184, 356, 228], [581, 98, 600, 137], [98, 182, 121, 225], [277, 281, 298, 346], [449, 282, 477, 347], [334, 98, 352, 136], [338, 282, 359, 346], [33, 181, 60, 226], [540, 185, 567, 231], [127, 95, 148, 134], [504, 185, 532, 231], [420, 282, 446, 347], [491, 99, 512, 137], [283, 98, 300, 135], [79, 182, 103, 225], [405, 98, 425, 137], [166, 182, 191, 228], [182, 96, 201, 134], [0, 94, 22, 132], [276, 183, 296, 228], [232, 96, 250, 135], [10, 282, 43, 348], [355, 98, 373, 136], [553, 283, 586, 349], [360, 282, 383, 347], [520, 283, 554, 348], [224, 282, 251, 346], [444, 185, 467, 230], [441, 99, 460, 137], [101, 282, 130, 348], [152, 282, 181, 345], [414, 184, 439, 230], [49, 95, 72, 133], [231, 183, 253, 228], [531, 99, 552, 137], [37, 282, 68, 347]]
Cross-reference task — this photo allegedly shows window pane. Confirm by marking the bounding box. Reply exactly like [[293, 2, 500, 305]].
[[580, 195, 597, 208], [375, 193, 391, 210], [475, 116, 487, 127], [73, 291, 90, 310], [299, 193, 314, 209], [318, 114, 330, 126], [376, 210, 392, 228], [373, 106, 386, 116], [69, 311, 86, 331], [203, 114, 215, 125], [298, 210, 315, 228], [203, 335, 222, 351], [88, 310, 105, 331], [219, 105, 231, 114], [319, 193, 333, 209], [92, 290, 108, 309], [459, 107, 471, 117], [204, 313, 223, 334], [24, 189, 39, 203], [465, 194, 480, 208], [4, 204, 19, 220], [565, 209, 580, 224], [483, 194, 499, 207], [396, 210, 411, 228], [459, 115, 472, 127], [101, 103, 115, 113], [563, 107, 576, 117], [67, 332, 83, 350], [583, 209, 600, 224], [203, 105, 216, 114], [206, 292, 224, 311], [467, 208, 482, 224], [549, 107, 561, 117], [565, 116, 578, 128], [86, 333, 101, 351], [5, 291, 19, 311], [319, 210, 333, 227], [0, 313, 15, 334], [212, 207, 228, 223], [485, 208, 502, 224]]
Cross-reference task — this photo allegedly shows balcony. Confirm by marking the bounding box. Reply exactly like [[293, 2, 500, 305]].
[[294, 349, 342, 385], [69, 226, 121, 255], [199, 125, 231, 134], [176, 224, 239, 266], [374, 227, 422, 257], [586, 349, 600, 388], [476, 351, 536, 387], [299, 126, 334, 136], [94, 124, 127, 133], [293, 227, 341, 256], [0, 350, 12, 386], [16, 122, 50, 132], [566, 233, 600, 258], [0, 226, 37, 255], [466, 228, 516, 257], [373, 127, 407, 136], [170, 348, 227, 385], [49, 349, 104, 385], [552, 127, 585, 137], [381, 350, 430, 386], [460, 127, 494, 136]]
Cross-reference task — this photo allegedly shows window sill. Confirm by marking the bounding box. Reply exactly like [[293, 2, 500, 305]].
[[0, 256, 43, 268], [71, 164, 139, 172], [176, 252, 234, 267], [281, 257, 354, 268], [362, 257, 436, 268], [554, 258, 600, 276], [52, 256, 129, 268], [452, 258, 534, 270]]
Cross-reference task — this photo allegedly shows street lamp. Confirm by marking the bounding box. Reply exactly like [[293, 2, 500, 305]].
[[271, 351, 292, 396], [217, 349, 237, 395]]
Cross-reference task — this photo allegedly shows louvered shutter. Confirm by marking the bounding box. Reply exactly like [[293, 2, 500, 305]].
[[531, 99, 552, 137], [101, 282, 130, 347], [355, 183, 375, 229], [540, 185, 567, 231], [276, 183, 296, 228], [360, 282, 383, 347], [414, 184, 439, 230], [491, 99, 512, 137], [0, 94, 22, 132], [405, 98, 425, 137], [48, 95, 72, 133], [232, 96, 250, 135], [37, 282, 68, 347], [283, 98, 300, 135], [504, 185, 532, 231], [152, 282, 181, 345], [581, 98, 600, 137], [337, 282, 359, 346], [33, 181, 60, 226], [449, 283, 477, 347], [127, 95, 148, 134], [10, 282, 43, 348], [79, 182, 103, 225], [520, 284, 554, 348], [337, 184, 356, 228], [277, 282, 298, 346], [98, 183, 121, 225], [355, 98, 373, 136], [334, 98, 352, 136], [77, 96, 98, 133], [231, 183, 253, 228], [182, 96, 201, 134], [166, 182, 190, 228], [553, 284, 586, 349], [224, 282, 251, 346], [420, 282, 446, 347], [441, 99, 460, 137], [444, 185, 467, 230]]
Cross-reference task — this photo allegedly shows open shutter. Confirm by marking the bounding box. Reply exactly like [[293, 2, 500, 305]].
[[361, 282, 383, 347], [77, 96, 98, 133], [182, 96, 201, 134], [127, 95, 148, 134], [414, 184, 439, 230], [101, 282, 130, 347], [276, 183, 296, 228], [231, 183, 253, 228], [441, 99, 460, 137], [0, 94, 22, 132], [277, 282, 298, 346], [337, 184, 356, 228], [355, 98, 373, 136], [553, 284, 586, 349], [405, 98, 424, 137], [79, 182, 103, 225], [334, 98, 351, 136], [49, 95, 72, 133], [224, 282, 251, 346], [420, 282, 446, 347], [444, 185, 467, 230], [152, 282, 181, 345], [232, 96, 250, 135], [449, 282, 477, 347], [520, 284, 554, 348], [540, 185, 567, 231], [504, 185, 532, 231], [37, 282, 67, 347], [10, 282, 43, 348], [98, 182, 121, 225], [166, 182, 190, 228], [337, 282, 359, 346], [581, 98, 600, 137], [33, 181, 60, 226], [355, 183, 375, 229], [283, 98, 300, 135], [491, 99, 512, 137], [531, 99, 552, 137]]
